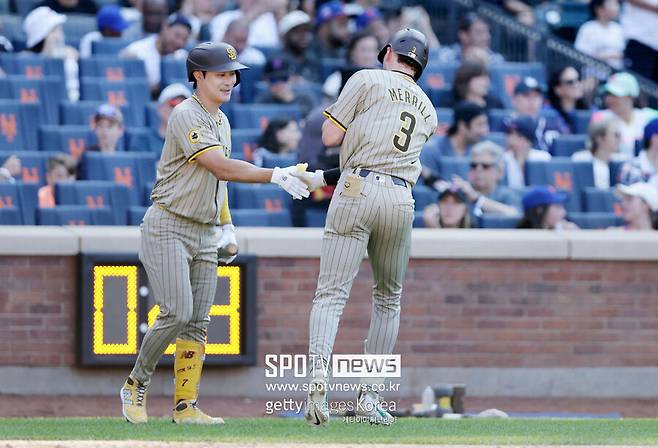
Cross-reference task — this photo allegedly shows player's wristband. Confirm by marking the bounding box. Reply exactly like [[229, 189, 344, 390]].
[[323, 168, 341, 186]]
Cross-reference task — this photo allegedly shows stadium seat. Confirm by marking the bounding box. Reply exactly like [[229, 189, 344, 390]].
[[260, 152, 297, 169], [60, 100, 140, 127], [0, 54, 65, 80], [435, 108, 454, 127], [582, 187, 622, 214], [0, 75, 66, 125], [525, 158, 594, 211], [128, 206, 148, 225], [160, 57, 188, 87], [319, 58, 344, 81], [412, 185, 439, 211], [145, 102, 159, 129], [80, 78, 150, 126], [231, 209, 291, 226], [0, 14, 23, 43], [439, 157, 469, 179], [418, 63, 458, 90], [79, 57, 147, 81], [0, 207, 21, 225], [489, 63, 546, 108], [231, 128, 260, 161], [305, 209, 327, 228], [412, 210, 425, 228], [237, 64, 263, 104], [55, 181, 131, 225], [573, 110, 593, 133], [125, 127, 151, 152], [38, 125, 97, 158], [486, 132, 507, 148], [488, 109, 512, 132], [478, 214, 520, 228], [92, 38, 136, 55], [231, 104, 302, 129], [232, 183, 291, 210], [17, 182, 38, 225], [550, 134, 587, 157], [0, 183, 21, 213], [0, 151, 52, 186], [427, 87, 453, 108], [62, 14, 97, 44], [568, 212, 623, 229], [37, 205, 114, 226], [0, 100, 40, 151]]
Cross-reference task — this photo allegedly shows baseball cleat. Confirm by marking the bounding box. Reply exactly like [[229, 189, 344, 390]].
[[304, 378, 329, 426], [356, 389, 395, 425], [172, 400, 225, 424], [120, 377, 148, 424]]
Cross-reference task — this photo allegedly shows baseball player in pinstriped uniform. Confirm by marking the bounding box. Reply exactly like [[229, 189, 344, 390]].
[[120, 42, 310, 424], [293, 28, 437, 426]]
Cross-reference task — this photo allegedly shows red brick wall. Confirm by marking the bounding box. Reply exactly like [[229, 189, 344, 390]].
[[2, 256, 658, 368]]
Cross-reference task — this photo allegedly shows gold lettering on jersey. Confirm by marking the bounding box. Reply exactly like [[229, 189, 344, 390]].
[[188, 129, 201, 144], [388, 88, 431, 121]]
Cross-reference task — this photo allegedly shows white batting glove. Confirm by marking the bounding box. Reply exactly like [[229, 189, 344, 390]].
[[217, 223, 238, 264], [290, 169, 326, 192], [271, 166, 310, 200]]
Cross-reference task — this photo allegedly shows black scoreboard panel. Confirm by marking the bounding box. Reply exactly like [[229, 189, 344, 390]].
[[79, 253, 256, 367]]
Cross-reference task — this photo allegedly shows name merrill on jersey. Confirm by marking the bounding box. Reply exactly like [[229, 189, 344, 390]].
[[387, 87, 431, 121]]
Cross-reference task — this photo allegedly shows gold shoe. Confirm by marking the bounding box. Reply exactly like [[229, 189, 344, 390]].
[[120, 377, 148, 424], [172, 400, 224, 424]]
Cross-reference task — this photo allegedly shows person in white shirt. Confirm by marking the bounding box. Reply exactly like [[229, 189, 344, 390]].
[[572, 117, 623, 189], [209, 0, 283, 49], [120, 13, 191, 96], [590, 72, 658, 160], [503, 115, 551, 189], [79, 5, 130, 58], [620, 118, 658, 189], [222, 18, 266, 66], [621, 0, 658, 81], [574, 0, 624, 69]]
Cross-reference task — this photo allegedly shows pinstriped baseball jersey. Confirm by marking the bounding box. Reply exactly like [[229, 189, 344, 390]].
[[151, 97, 231, 224], [323, 69, 438, 185]]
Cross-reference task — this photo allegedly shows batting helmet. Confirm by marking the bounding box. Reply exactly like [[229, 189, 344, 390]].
[[186, 42, 249, 86], [377, 28, 429, 81]]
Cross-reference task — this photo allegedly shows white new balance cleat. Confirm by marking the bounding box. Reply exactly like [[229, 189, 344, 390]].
[[304, 378, 329, 426], [356, 389, 395, 425]]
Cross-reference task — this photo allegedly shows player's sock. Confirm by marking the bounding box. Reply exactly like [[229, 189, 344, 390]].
[[174, 338, 205, 405]]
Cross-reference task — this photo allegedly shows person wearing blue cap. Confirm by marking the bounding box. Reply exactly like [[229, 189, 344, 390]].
[[312, 0, 353, 59], [79, 5, 130, 58], [619, 118, 658, 190], [517, 186, 579, 230]]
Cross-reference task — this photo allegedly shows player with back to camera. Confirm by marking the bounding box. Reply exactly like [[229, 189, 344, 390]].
[[292, 28, 438, 426], [120, 41, 310, 425]]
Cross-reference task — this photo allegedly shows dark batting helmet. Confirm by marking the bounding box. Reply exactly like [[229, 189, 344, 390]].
[[186, 42, 249, 86], [377, 28, 429, 81]]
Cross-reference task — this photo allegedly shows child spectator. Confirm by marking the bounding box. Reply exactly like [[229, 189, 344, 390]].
[[572, 117, 623, 189], [88, 104, 125, 154], [253, 118, 302, 167], [38, 154, 77, 208], [450, 61, 503, 110], [423, 185, 471, 229]]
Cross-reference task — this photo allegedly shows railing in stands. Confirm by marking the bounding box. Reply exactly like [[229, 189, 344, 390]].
[[424, 0, 658, 107]]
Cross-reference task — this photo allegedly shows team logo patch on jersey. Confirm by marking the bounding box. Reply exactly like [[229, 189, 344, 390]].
[[188, 129, 201, 144], [227, 47, 237, 61]]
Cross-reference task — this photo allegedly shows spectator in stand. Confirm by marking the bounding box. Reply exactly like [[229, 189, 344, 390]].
[[614, 182, 658, 230], [572, 117, 623, 189], [141, 0, 170, 35], [22, 7, 79, 101], [223, 18, 266, 66], [449, 61, 504, 110], [147, 83, 191, 153], [38, 0, 97, 14], [0, 156, 21, 183], [254, 57, 316, 118], [503, 115, 551, 189], [398, 6, 440, 51], [178, 0, 223, 41], [421, 102, 489, 181], [590, 72, 658, 159], [278, 10, 321, 83], [620, 118, 658, 188], [210, 0, 283, 49], [120, 13, 191, 96], [38, 154, 77, 208], [517, 185, 579, 230], [323, 31, 379, 100], [544, 66, 591, 135], [88, 104, 124, 154], [312, 0, 353, 60], [437, 13, 504, 65], [574, 0, 624, 69], [80, 5, 130, 58], [355, 6, 390, 46], [423, 185, 472, 229], [252, 118, 302, 167], [620, 0, 658, 82]]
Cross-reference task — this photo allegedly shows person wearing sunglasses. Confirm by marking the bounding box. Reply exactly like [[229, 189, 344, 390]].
[[146, 83, 193, 153], [545, 66, 591, 135], [572, 116, 623, 189], [451, 140, 522, 218]]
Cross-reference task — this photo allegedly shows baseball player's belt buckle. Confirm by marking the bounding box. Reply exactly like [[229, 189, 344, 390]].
[[342, 174, 364, 198]]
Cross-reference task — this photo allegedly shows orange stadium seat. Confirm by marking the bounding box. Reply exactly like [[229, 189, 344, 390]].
[[55, 180, 131, 225]]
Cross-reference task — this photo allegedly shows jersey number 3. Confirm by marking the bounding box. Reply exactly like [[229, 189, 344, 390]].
[[393, 111, 416, 153]]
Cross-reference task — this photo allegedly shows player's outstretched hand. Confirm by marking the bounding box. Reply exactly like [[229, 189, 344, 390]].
[[271, 166, 311, 200], [290, 169, 327, 192], [217, 223, 238, 264]]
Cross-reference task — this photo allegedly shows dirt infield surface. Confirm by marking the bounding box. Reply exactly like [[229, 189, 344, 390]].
[[3, 444, 656, 448]]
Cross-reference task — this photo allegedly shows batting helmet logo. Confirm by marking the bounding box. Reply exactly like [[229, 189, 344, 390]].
[[226, 47, 237, 61]]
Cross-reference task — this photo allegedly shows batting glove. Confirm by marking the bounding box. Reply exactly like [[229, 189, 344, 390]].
[[271, 166, 310, 200], [290, 169, 326, 192], [217, 223, 238, 264]]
